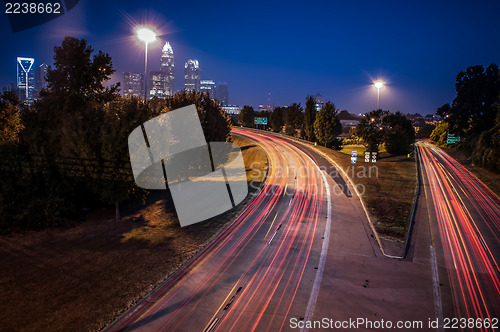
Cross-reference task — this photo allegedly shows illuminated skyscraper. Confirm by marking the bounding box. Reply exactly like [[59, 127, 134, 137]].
[[200, 80, 216, 99], [123, 72, 144, 98], [160, 42, 175, 96], [35, 63, 48, 98], [17, 57, 35, 103], [149, 42, 175, 99], [217, 82, 228, 106], [184, 59, 201, 91]]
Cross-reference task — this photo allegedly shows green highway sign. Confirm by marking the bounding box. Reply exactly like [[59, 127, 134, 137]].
[[447, 133, 459, 144], [254, 117, 268, 125]]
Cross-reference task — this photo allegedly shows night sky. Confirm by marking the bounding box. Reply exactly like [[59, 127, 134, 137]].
[[1, 0, 499, 115]]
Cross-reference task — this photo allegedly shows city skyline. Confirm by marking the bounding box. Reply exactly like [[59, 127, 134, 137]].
[[1, 1, 500, 114]]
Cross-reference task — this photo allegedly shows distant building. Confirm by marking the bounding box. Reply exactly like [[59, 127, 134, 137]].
[[217, 82, 228, 106], [200, 80, 216, 99], [17, 57, 35, 103], [340, 119, 359, 127], [424, 114, 440, 125], [149, 71, 167, 99], [35, 63, 48, 98], [160, 42, 175, 96], [123, 72, 144, 98], [259, 104, 274, 112], [184, 59, 201, 91], [314, 92, 324, 112], [222, 105, 241, 115], [2, 83, 18, 95]]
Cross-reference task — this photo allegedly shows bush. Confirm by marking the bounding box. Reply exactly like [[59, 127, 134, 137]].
[[430, 122, 449, 146], [471, 112, 500, 172]]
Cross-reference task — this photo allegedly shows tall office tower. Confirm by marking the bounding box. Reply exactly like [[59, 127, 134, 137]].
[[184, 59, 201, 92], [160, 42, 175, 96], [216, 82, 228, 106], [200, 80, 216, 99], [35, 63, 48, 97], [148, 42, 175, 99], [314, 92, 324, 112], [17, 57, 35, 103], [123, 72, 144, 98]]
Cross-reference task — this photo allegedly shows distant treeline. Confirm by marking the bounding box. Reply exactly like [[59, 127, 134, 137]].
[[237, 98, 416, 156]]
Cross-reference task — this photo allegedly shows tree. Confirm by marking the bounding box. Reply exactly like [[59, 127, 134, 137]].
[[430, 122, 449, 146], [338, 110, 356, 120], [313, 101, 342, 148], [472, 108, 500, 172], [21, 36, 124, 221], [239, 105, 255, 127], [383, 111, 415, 154], [23, 36, 119, 158], [270, 106, 284, 132], [160, 90, 231, 142], [284, 103, 303, 136], [304, 95, 316, 141], [46, 36, 119, 102], [0, 92, 23, 144], [437, 64, 499, 136], [415, 123, 436, 139], [356, 109, 388, 153], [348, 126, 362, 144]]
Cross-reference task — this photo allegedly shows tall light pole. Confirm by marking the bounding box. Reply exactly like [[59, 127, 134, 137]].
[[374, 81, 384, 110], [136, 27, 157, 101]]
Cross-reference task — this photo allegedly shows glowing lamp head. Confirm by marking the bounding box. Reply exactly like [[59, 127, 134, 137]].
[[374, 81, 384, 89], [136, 27, 157, 44]]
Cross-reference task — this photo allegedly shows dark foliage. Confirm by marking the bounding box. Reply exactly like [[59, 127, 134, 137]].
[[383, 111, 415, 154]]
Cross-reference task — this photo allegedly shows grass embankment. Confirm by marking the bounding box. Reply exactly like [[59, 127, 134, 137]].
[[442, 147, 500, 198], [314, 144, 417, 241], [0, 134, 267, 332]]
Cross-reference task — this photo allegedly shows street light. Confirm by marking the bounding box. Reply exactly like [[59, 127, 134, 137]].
[[374, 81, 384, 110], [136, 26, 157, 101]]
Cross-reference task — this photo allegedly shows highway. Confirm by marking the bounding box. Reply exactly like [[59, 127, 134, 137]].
[[417, 142, 500, 328], [107, 134, 500, 332], [107, 129, 333, 331]]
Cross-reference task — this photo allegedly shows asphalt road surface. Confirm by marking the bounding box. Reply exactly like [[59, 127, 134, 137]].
[[107, 129, 335, 331], [417, 142, 500, 329], [107, 132, 499, 332]]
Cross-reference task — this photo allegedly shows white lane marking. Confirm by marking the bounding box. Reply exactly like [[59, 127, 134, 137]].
[[301, 162, 331, 332], [478, 237, 487, 251], [430, 245, 444, 332], [205, 317, 219, 332], [268, 231, 278, 245]]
